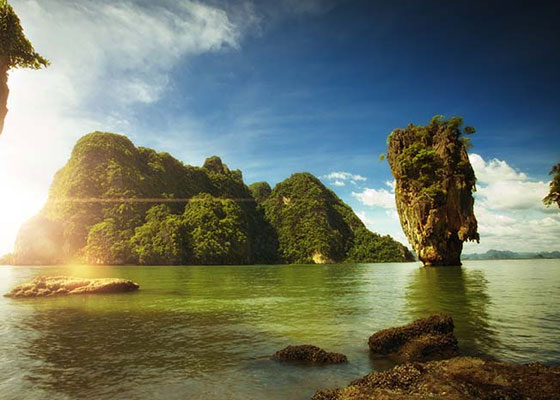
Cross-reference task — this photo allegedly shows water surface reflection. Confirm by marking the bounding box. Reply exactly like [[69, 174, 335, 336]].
[[405, 266, 499, 358]]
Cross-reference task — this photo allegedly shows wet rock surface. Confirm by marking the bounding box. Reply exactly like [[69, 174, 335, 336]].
[[272, 345, 347, 364], [4, 276, 140, 298], [312, 357, 560, 400], [368, 314, 459, 362]]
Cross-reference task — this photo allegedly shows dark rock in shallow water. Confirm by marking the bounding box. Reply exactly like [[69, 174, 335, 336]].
[[272, 345, 347, 364], [368, 314, 459, 362], [4, 276, 139, 298], [312, 357, 560, 399]]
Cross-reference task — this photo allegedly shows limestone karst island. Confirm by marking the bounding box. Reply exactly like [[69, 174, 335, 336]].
[[1, 1, 559, 399]]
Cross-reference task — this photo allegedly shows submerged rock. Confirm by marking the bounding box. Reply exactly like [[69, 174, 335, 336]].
[[368, 314, 459, 362], [272, 345, 348, 364], [4, 276, 139, 298], [312, 357, 560, 399], [386, 116, 479, 266]]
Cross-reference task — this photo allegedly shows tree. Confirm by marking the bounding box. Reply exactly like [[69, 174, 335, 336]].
[[130, 205, 188, 265], [84, 218, 133, 265], [543, 163, 560, 209], [0, 0, 49, 135]]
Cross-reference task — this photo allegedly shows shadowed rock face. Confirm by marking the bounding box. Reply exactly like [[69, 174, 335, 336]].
[[368, 314, 459, 362], [312, 357, 560, 400], [272, 345, 347, 364], [4, 276, 139, 298], [387, 117, 479, 266]]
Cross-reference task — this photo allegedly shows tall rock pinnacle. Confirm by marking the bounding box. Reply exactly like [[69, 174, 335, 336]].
[[386, 116, 479, 266]]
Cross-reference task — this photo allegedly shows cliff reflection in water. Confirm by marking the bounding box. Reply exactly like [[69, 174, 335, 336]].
[[405, 266, 500, 358]]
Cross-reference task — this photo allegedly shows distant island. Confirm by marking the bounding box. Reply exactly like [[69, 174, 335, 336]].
[[462, 250, 560, 260], [3, 132, 413, 266]]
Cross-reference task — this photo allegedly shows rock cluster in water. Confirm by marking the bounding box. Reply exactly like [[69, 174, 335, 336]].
[[368, 314, 459, 362], [386, 116, 479, 266], [272, 345, 347, 364], [4, 276, 139, 298], [309, 314, 560, 399], [312, 357, 560, 400]]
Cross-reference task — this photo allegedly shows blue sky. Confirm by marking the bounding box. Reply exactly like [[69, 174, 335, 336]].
[[0, 0, 559, 254]]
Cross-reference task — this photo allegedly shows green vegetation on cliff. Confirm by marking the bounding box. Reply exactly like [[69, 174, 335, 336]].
[[543, 163, 560, 209], [13, 131, 412, 265], [263, 173, 413, 264], [248, 181, 272, 202], [387, 116, 479, 266]]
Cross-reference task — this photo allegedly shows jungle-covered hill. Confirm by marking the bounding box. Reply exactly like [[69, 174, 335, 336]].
[[10, 132, 413, 265]]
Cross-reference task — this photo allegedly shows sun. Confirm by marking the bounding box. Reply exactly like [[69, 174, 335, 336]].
[[0, 173, 46, 255]]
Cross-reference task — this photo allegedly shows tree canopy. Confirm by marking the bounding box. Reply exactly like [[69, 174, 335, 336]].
[[0, 0, 49, 69], [543, 163, 560, 209]]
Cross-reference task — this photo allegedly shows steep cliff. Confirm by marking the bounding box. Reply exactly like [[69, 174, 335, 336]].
[[386, 116, 479, 266]]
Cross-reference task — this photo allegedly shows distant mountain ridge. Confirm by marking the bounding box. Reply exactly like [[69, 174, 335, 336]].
[[463, 249, 560, 260], [7, 131, 413, 265]]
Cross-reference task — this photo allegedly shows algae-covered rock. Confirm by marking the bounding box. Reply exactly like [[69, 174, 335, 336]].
[[312, 357, 560, 399], [368, 314, 459, 362], [4, 276, 139, 298], [272, 345, 347, 364], [386, 116, 479, 266]]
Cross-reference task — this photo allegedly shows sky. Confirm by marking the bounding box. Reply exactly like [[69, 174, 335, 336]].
[[0, 0, 559, 255]]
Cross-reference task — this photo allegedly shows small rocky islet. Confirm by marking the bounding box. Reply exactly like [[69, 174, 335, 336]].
[[4, 276, 139, 298]]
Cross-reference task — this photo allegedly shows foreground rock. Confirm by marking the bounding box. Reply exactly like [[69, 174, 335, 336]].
[[312, 357, 560, 399], [272, 345, 347, 364], [386, 116, 479, 266], [4, 276, 139, 298], [368, 314, 459, 362]]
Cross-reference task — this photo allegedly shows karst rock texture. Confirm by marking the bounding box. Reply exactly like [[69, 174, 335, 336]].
[[368, 314, 459, 363], [272, 345, 347, 364], [387, 117, 479, 266]]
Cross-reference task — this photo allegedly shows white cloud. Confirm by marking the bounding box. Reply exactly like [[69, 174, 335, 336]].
[[470, 153, 550, 212], [469, 153, 528, 183], [464, 153, 560, 253], [352, 188, 395, 209], [322, 171, 367, 186], [0, 0, 250, 255]]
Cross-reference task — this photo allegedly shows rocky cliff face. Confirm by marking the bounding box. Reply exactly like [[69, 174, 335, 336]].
[[387, 116, 479, 266]]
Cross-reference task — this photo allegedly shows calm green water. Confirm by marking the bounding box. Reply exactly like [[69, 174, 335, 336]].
[[1, 260, 559, 399]]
